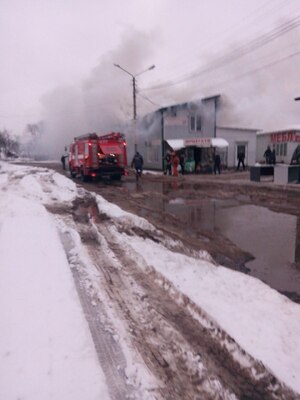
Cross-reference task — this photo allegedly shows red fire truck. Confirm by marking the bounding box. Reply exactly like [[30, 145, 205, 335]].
[[68, 132, 127, 181]]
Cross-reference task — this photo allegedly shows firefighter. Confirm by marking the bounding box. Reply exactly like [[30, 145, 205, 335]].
[[171, 152, 180, 177], [131, 151, 144, 177], [61, 155, 66, 170]]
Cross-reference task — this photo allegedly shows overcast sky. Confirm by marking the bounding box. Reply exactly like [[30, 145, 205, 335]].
[[1, 0, 300, 153]]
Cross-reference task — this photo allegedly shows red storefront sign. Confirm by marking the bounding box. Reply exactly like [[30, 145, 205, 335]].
[[184, 138, 212, 147], [271, 131, 300, 143]]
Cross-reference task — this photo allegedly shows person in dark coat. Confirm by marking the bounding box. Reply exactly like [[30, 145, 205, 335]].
[[164, 151, 172, 175], [131, 151, 144, 176], [236, 152, 245, 171], [213, 152, 221, 174], [61, 155, 66, 170], [270, 149, 276, 165], [264, 146, 272, 164]]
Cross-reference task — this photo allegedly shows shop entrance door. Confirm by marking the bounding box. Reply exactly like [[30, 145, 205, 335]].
[[194, 147, 202, 167], [236, 143, 248, 167]]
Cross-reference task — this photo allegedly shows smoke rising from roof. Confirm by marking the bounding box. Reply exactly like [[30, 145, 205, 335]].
[[32, 19, 300, 158], [36, 29, 156, 158]]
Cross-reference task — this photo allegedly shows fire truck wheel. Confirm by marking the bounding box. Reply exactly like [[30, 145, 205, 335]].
[[111, 174, 122, 181], [70, 169, 76, 178]]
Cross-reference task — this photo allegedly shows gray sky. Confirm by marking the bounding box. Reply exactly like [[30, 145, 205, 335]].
[[1, 0, 300, 153]]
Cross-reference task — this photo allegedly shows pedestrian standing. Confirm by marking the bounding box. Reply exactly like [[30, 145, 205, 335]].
[[164, 151, 172, 175], [264, 146, 272, 164], [131, 151, 144, 177], [271, 149, 276, 165], [61, 155, 66, 170], [179, 152, 185, 175], [213, 152, 221, 174], [236, 152, 245, 171], [171, 152, 180, 177]]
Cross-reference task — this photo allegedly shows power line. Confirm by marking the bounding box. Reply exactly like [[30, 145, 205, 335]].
[[157, 0, 293, 79], [142, 15, 300, 92], [148, 0, 300, 85], [210, 47, 300, 89], [136, 92, 161, 107]]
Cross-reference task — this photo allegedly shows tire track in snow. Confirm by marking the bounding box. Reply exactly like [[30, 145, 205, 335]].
[[87, 216, 298, 400], [50, 192, 299, 400]]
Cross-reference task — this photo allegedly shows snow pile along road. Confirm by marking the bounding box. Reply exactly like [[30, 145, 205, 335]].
[[0, 161, 300, 399], [0, 163, 110, 400]]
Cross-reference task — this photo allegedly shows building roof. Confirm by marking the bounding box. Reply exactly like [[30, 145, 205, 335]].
[[201, 94, 221, 102], [257, 126, 300, 135], [218, 126, 260, 132], [155, 94, 221, 114]]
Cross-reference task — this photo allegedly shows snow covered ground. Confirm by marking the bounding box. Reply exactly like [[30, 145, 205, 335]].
[[0, 161, 300, 398]]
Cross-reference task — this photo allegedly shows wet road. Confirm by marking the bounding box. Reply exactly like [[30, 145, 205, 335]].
[[26, 162, 300, 302]]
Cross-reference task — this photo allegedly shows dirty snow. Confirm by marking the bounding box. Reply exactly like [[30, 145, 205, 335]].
[[0, 161, 300, 397], [0, 162, 110, 400]]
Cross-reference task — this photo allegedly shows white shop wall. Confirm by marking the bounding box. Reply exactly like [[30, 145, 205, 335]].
[[217, 127, 258, 168]]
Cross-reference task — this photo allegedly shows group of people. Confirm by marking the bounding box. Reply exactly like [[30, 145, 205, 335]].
[[132, 150, 183, 178], [128, 146, 277, 178], [164, 151, 185, 176]]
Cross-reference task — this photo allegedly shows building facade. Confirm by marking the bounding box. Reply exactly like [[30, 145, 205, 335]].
[[131, 95, 260, 171], [216, 126, 258, 168], [136, 96, 221, 172], [256, 128, 300, 164]]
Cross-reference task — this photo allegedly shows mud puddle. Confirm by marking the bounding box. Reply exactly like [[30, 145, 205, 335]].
[[120, 180, 300, 302], [164, 196, 300, 302]]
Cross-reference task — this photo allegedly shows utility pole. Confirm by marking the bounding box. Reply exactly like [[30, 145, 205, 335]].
[[133, 76, 137, 120], [114, 63, 155, 153]]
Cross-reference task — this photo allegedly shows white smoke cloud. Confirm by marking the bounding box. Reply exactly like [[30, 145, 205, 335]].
[[36, 28, 156, 158], [30, 19, 300, 158]]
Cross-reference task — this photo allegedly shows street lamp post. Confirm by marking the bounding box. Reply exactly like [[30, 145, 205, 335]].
[[114, 63, 155, 152]]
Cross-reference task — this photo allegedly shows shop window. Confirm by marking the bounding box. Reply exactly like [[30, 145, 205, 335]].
[[277, 143, 287, 156]]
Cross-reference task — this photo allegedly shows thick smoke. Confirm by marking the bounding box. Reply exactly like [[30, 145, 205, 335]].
[[31, 19, 300, 158], [36, 28, 156, 158], [140, 18, 300, 132]]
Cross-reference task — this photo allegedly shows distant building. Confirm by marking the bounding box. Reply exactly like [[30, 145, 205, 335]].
[[132, 95, 259, 171], [256, 128, 300, 164], [217, 126, 258, 168]]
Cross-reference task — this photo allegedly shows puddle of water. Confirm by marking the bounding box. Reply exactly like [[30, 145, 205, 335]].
[[120, 180, 300, 301], [165, 198, 300, 301], [215, 205, 300, 294]]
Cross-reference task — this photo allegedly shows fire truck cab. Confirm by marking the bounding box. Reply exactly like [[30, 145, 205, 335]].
[[69, 132, 127, 181]]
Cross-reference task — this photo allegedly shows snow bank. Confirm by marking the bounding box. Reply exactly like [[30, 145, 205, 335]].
[[0, 163, 110, 400], [110, 220, 300, 394]]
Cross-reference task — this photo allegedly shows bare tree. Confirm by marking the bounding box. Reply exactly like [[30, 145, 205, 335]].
[[0, 129, 19, 158]]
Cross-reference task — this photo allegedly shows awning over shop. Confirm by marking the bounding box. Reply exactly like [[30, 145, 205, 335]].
[[211, 138, 229, 148], [165, 139, 185, 151], [165, 137, 229, 150], [99, 143, 123, 155]]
